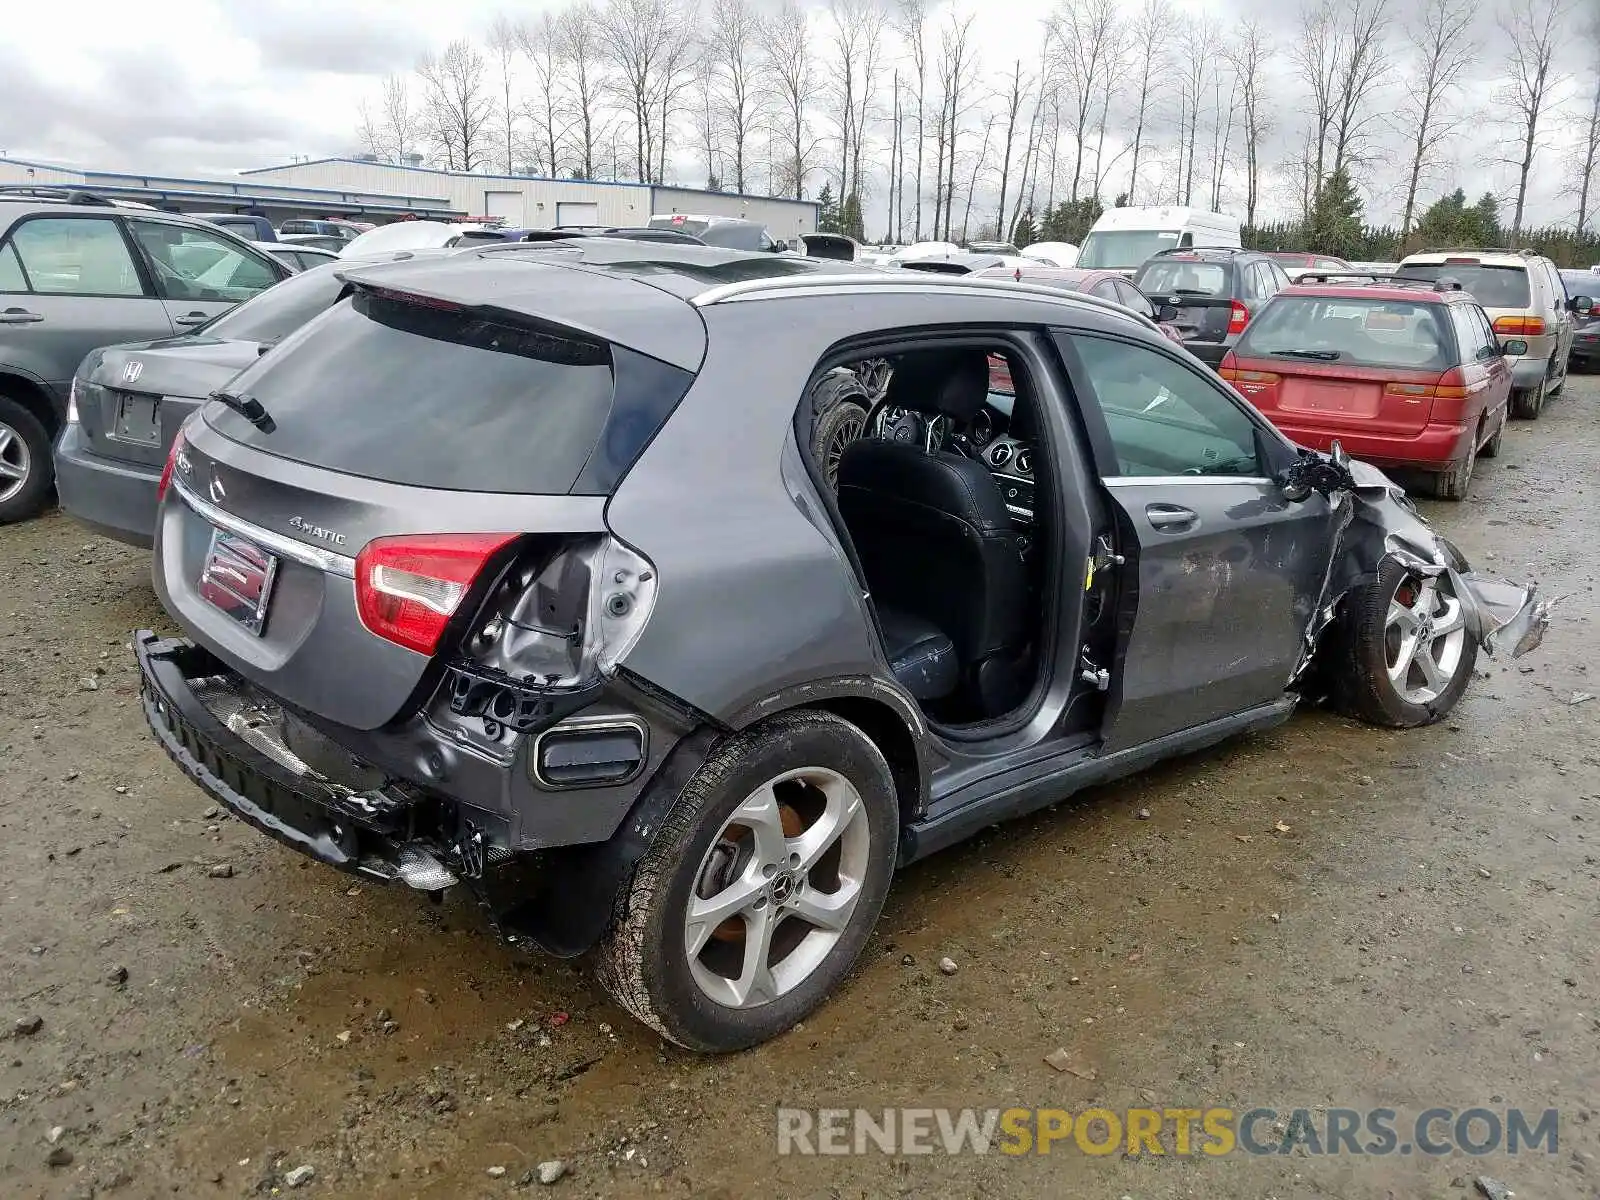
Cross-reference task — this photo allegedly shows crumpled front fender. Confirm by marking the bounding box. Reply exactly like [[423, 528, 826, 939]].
[[1283, 449, 1550, 678]]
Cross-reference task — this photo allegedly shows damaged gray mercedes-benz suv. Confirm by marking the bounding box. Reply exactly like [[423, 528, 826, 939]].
[[137, 240, 1547, 1051]]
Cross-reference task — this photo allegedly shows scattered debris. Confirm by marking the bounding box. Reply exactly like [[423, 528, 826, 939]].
[[46, 1146, 73, 1168], [284, 1164, 315, 1188], [335, 1030, 351, 1044], [1274, 821, 1292, 833], [46, 1125, 65, 1144], [1043, 1048, 1095, 1079], [1235, 833, 1254, 843], [900, 953, 915, 967], [14, 1015, 43, 1037], [1269, 912, 1282, 923], [1570, 692, 1594, 706], [1474, 1177, 1513, 1200], [1135, 807, 1152, 820], [106, 965, 128, 987], [548, 1011, 569, 1028], [207, 863, 234, 879], [488, 1165, 507, 1178], [536, 1160, 567, 1185], [80, 675, 99, 691], [1478, 867, 1493, 879], [938, 957, 958, 976]]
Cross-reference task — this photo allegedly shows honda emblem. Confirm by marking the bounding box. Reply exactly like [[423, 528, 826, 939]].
[[122, 361, 143, 385]]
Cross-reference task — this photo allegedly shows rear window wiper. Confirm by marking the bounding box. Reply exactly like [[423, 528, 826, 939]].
[[208, 389, 276, 434], [1266, 349, 1342, 361]]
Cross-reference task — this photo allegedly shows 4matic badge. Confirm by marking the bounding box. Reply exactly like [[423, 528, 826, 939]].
[[288, 516, 347, 546]]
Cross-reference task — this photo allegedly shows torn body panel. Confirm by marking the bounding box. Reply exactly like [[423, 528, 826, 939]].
[[1284, 449, 1550, 682]]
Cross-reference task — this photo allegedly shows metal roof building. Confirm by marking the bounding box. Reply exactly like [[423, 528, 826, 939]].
[[240, 158, 819, 241], [0, 157, 462, 221]]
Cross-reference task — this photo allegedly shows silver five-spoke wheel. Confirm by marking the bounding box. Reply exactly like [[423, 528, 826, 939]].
[[685, 767, 870, 1009], [1385, 573, 1467, 705], [0, 420, 30, 504]]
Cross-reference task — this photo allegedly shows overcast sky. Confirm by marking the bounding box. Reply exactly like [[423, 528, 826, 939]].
[[1, 0, 1593, 232]]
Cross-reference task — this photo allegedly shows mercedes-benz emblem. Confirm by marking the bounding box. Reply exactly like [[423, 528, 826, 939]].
[[209, 473, 226, 504]]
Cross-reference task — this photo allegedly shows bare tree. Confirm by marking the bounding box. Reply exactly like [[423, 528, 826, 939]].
[[932, 9, 978, 239], [656, 19, 703, 183], [1396, 0, 1478, 238], [487, 16, 522, 174], [1053, 0, 1122, 202], [1500, 0, 1567, 238], [708, 0, 760, 192], [1176, 15, 1219, 205], [1225, 21, 1273, 228], [827, 0, 888, 211], [993, 59, 1034, 243], [416, 40, 496, 172], [557, 3, 608, 180], [1292, 0, 1341, 191], [596, 0, 696, 182], [761, 0, 822, 200], [1124, 0, 1173, 204], [516, 12, 567, 177], [960, 115, 998, 242], [1573, 24, 1600, 233], [1328, 0, 1392, 179], [1206, 55, 1240, 210], [1009, 30, 1056, 240], [691, 51, 723, 187], [896, 0, 930, 240]]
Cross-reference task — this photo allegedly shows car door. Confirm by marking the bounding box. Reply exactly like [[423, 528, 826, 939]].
[[126, 218, 288, 331], [1, 213, 175, 404], [1471, 303, 1513, 419], [1544, 262, 1574, 366], [1058, 330, 1340, 752]]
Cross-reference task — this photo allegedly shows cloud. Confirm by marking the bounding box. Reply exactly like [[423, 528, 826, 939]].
[[216, 0, 438, 76]]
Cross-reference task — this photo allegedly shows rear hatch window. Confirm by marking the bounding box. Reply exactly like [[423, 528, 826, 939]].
[[1396, 263, 1530, 308], [204, 290, 692, 495], [196, 265, 346, 343], [649, 216, 711, 237], [1236, 296, 1451, 370], [1134, 259, 1231, 298]]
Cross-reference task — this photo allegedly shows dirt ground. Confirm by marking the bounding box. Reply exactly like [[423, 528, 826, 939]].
[[2, 381, 1598, 1200]]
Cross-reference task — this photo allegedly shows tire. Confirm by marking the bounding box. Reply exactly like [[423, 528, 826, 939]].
[[811, 395, 870, 489], [1326, 558, 1477, 728], [0, 395, 54, 524], [1547, 355, 1566, 396], [1510, 377, 1545, 420], [1431, 451, 1473, 500], [1478, 414, 1503, 459], [595, 710, 898, 1052]]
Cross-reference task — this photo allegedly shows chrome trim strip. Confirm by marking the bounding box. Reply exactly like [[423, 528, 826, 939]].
[[173, 474, 357, 578], [690, 274, 1119, 312], [1103, 475, 1272, 487]]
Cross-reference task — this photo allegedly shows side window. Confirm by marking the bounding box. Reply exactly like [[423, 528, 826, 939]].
[[9, 218, 145, 297], [1449, 306, 1485, 364], [1177, 231, 1194, 248], [1116, 280, 1154, 317], [1090, 278, 1120, 301], [1546, 263, 1566, 305], [129, 220, 280, 303], [1071, 334, 1263, 478], [1474, 306, 1499, 354], [0, 242, 28, 292]]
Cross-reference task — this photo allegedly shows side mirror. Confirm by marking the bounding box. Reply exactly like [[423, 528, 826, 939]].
[[1156, 303, 1178, 322], [1573, 295, 1593, 314], [1502, 338, 1529, 356], [772, 240, 789, 253]]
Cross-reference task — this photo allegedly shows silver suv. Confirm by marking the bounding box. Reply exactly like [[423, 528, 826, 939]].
[[1396, 248, 1586, 419], [0, 193, 290, 521]]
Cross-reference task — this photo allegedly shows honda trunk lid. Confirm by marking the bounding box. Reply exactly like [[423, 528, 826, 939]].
[[1132, 256, 1237, 344]]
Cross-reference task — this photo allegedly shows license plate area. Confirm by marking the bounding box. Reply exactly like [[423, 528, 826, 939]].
[[199, 528, 279, 636], [109, 391, 160, 446]]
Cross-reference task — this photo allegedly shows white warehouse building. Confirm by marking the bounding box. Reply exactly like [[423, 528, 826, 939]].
[[241, 158, 820, 241]]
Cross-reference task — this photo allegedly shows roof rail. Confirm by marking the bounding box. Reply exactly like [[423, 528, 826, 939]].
[[0, 185, 119, 207], [1413, 246, 1541, 257], [1146, 245, 1239, 258], [1297, 271, 1465, 294]]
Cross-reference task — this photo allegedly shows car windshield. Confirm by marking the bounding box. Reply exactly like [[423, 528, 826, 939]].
[[1134, 259, 1231, 297], [1395, 263, 1531, 308], [199, 264, 347, 343], [1236, 296, 1452, 369], [1078, 229, 1183, 270], [205, 292, 691, 495]]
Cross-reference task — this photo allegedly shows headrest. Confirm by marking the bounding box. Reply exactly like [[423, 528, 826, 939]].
[[883, 349, 993, 421]]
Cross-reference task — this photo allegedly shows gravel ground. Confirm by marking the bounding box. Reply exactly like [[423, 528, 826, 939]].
[[2, 381, 1597, 1200]]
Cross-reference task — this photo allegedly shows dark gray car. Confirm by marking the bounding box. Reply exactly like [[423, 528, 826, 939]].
[[0, 197, 291, 522], [134, 242, 1546, 1052], [1131, 246, 1291, 367], [56, 253, 437, 546]]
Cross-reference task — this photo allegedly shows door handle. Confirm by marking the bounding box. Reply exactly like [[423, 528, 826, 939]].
[[1145, 503, 1198, 531], [173, 312, 210, 327], [0, 307, 43, 324]]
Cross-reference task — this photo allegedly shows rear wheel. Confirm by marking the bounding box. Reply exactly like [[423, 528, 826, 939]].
[[807, 370, 872, 489], [1510, 377, 1545, 420], [0, 395, 53, 524], [1327, 559, 1477, 727], [1431, 451, 1474, 500], [596, 711, 898, 1052], [1478, 413, 1504, 458]]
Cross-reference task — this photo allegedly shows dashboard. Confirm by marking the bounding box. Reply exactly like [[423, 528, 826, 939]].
[[872, 389, 1037, 525]]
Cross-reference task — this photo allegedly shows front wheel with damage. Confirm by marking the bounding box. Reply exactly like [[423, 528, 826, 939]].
[[1328, 558, 1478, 727], [595, 710, 897, 1052]]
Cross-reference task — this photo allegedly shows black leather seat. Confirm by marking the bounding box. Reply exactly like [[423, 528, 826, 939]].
[[837, 349, 1030, 714], [879, 607, 959, 700]]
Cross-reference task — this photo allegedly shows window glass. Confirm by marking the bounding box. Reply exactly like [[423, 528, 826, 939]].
[[1235, 295, 1451, 370], [1133, 258, 1230, 298], [1115, 280, 1154, 317], [10, 218, 144, 296], [1071, 335, 1262, 478], [0, 242, 27, 291], [1076, 229, 1181, 270], [1090, 278, 1120, 300], [1449, 306, 1487, 363], [1394, 263, 1530, 307], [129, 220, 279, 303], [1473, 306, 1499, 352], [199, 263, 347, 343]]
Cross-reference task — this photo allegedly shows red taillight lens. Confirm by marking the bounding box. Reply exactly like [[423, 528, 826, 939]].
[[354, 533, 518, 655], [157, 429, 185, 502], [1227, 300, 1251, 336]]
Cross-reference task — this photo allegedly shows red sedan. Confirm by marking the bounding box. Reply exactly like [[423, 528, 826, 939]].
[[1218, 280, 1516, 500], [976, 265, 1184, 344]]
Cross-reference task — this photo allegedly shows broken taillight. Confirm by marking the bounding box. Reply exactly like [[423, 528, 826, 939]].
[[355, 533, 518, 655], [157, 429, 186, 502]]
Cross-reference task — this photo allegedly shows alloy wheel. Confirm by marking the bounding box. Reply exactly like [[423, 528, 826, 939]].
[[1384, 574, 1467, 705], [821, 405, 867, 487], [684, 767, 871, 1009], [0, 420, 31, 504]]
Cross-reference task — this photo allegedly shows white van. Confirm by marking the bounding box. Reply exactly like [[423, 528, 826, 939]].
[[1076, 207, 1241, 275]]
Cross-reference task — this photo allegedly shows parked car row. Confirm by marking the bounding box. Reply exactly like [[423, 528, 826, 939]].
[[118, 239, 1544, 1053]]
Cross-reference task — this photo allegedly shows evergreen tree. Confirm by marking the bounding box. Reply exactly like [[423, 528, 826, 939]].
[[1012, 208, 1036, 249], [1304, 167, 1364, 259], [839, 189, 865, 241], [816, 182, 840, 234]]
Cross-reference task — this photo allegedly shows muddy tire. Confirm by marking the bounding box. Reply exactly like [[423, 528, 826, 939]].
[[1431, 452, 1473, 500], [1327, 558, 1478, 728], [809, 376, 871, 489], [1510, 378, 1545, 420], [594, 710, 898, 1052], [1478, 415, 1503, 459], [0, 395, 54, 524]]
